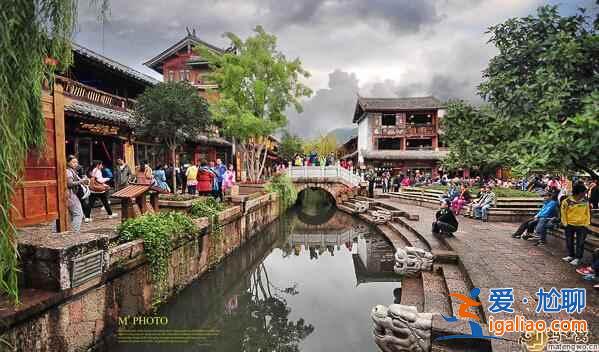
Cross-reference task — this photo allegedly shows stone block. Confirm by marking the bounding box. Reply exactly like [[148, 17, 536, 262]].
[[18, 232, 109, 291]]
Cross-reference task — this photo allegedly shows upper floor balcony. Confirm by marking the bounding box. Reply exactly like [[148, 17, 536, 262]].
[[57, 76, 136, 111], [404, 123, 436, 137]]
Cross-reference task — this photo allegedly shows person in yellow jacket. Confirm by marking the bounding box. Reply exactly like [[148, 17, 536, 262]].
[[560, 182, 591, 266]]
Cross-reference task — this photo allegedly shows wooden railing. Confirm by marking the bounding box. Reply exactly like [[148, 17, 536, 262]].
[[57, 76, 136, 111], [287, 163, 363, 187], [405, 146, 433, 151], [405, 123, 436, 136]]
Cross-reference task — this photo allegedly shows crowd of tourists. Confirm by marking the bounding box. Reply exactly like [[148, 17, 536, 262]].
[[65, 155, 236, 233], [292, 151, 338, 167], [437, 174, 598, 290]]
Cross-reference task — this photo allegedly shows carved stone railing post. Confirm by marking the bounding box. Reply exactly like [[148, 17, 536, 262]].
[[394, 247, 433, 276], [371, 304, 432, 352]]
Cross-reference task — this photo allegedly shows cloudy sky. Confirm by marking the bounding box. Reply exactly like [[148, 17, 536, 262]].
[[74, 0, 596, 138]]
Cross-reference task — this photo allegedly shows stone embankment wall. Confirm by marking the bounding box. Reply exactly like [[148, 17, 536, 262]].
[[1, 193, 280, 352]]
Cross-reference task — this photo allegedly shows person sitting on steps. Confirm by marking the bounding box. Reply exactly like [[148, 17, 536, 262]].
[[511, 191, 558, 246], [472, 185, 496, 222], [432, 199, 459, 236]]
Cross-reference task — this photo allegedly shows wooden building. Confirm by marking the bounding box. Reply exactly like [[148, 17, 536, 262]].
[[63, 44, 160, 172], [353, 96, 448, 177], [11, 43, 160, 230], [338, 135, 358, 166], [143, 31, 232, 165]]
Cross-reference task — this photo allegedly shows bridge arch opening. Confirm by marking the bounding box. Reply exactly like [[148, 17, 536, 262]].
[[295, 187, 337, 225]]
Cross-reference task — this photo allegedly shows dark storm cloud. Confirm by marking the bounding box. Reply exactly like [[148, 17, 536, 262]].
[[73, 0, 573, 139], [260, 0, 442, 33], [285, 69, 482, 139], [286, 70, 359, 138]]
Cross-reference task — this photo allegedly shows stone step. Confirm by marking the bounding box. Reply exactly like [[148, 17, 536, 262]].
[[422, 269, 451, 317], [377, 224, 410, 249], [439, 264, 485, 322], [387, 221, 429, 251], [399, 276, 424, 312]]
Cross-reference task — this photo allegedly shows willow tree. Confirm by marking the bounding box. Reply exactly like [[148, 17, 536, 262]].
[[197, 26, 312, 181], [0, 0, 106, 303]]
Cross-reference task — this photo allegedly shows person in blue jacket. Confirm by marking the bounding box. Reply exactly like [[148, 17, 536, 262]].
[[214, 158, 227, 201], [527, 191, 559, 246]]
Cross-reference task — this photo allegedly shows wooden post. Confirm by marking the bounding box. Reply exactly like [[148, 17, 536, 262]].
[[121, 198, 132, 220], [53, 83, 68, 232], [150, 192, 160, 212]]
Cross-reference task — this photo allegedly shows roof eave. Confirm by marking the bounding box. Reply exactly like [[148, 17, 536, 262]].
[[143, 35, 224, 74]]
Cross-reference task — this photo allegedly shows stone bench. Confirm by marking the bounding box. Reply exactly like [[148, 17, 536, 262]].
[[463, 197, 543, 222], [388, 188, 444, 209], [548, 226, 599, 253]]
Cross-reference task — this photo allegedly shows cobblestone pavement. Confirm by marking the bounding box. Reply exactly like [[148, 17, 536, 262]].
[[18, 207, 121, 238], [381, 197, 599, 344]]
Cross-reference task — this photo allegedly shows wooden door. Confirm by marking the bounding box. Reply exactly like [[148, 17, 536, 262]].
[[10, 85, 68, 231]]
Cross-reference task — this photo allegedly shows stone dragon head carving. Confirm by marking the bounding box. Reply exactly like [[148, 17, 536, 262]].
[[371, 304, 432, 352], [394, 247, 434, 276]]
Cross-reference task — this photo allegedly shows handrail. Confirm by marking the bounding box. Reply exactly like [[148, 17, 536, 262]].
[[56, 76, 136, 111], [287, 163, 363, 187]]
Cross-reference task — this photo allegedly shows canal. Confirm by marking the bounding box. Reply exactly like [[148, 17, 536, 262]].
[[112, 189, 400, 352]]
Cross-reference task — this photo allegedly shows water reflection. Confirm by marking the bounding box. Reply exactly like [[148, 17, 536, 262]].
[[111, 208, 400, 352]]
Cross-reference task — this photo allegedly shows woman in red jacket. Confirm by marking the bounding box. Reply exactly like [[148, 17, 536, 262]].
[[196, 161, 216, 196]]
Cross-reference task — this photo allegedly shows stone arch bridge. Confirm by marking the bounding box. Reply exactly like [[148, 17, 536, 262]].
[[287, 165, 363, 203]]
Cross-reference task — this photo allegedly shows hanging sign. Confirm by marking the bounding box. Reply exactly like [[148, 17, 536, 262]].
[[79, 122, 120, 136]]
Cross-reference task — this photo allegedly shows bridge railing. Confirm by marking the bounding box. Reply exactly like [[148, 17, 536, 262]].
[[287, 162, 363, 187]]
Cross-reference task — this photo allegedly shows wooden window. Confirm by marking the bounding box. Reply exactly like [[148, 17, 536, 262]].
[[378, 138, 402, 150], [168, 71, 174, 82], [382, 113, 396, 126]]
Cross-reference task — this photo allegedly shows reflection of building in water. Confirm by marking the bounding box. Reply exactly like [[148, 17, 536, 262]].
[[288, 225, 370, 259], [352, 235, 397, 285]]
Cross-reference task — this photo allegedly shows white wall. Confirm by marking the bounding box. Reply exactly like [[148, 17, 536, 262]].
[[357, 114, 372, 166]]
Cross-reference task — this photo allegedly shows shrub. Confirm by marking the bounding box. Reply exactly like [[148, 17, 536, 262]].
[[189, 197, 226, 218], [265, 174, 297, 210], [118, 212, 197, 284]]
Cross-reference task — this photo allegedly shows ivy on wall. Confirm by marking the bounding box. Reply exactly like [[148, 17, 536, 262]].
[[189, 198, 226, 266], [118, 212, 197, 298]]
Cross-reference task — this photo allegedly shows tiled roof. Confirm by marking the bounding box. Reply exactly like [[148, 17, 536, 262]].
[[65, 100, 133, 127], [72, 43, 160, 86], [362, 150, 449, 161], [354, 96, 444, 123], [144, 34, 225, 74], [358, 96, 443, 111], [193, 135, 232, 147]]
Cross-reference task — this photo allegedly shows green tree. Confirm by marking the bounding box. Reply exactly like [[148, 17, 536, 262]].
[[278, 131, 304, 162], [441, 101, 515, 174], [444, 5, 599, 177], [197, 26, 312, 181], [133, 81, 211, 190], [302, 134, 337, 158], [480, 5, 599, 176], [0, 0, 107, 303]]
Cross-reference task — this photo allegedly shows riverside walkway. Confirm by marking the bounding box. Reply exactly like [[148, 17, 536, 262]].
[[378, 197, 599, 346]]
